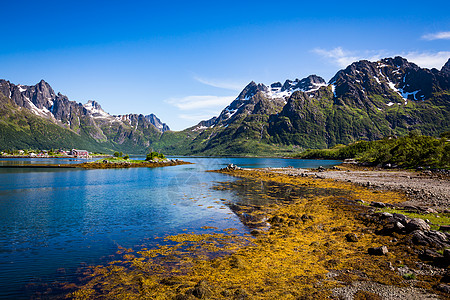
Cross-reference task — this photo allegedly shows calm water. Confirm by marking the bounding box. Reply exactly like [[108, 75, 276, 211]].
[[0, 157, 340, 299]]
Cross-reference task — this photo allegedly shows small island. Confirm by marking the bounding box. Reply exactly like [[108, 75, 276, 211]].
[[77, 151, 191, 169], [0, 151, 191, 169]]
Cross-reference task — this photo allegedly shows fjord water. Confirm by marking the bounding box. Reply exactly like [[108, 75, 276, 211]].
[[0, 157, 339, 299]]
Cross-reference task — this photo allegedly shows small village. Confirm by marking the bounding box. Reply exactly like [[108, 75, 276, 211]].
[[0, 149, 92, 158]]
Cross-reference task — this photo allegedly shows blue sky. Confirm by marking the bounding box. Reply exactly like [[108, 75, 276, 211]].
[[1, 0, 449, 130]]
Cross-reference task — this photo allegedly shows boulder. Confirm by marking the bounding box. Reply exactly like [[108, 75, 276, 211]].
[[393, 213, 408, 225], [440, 225, 450, 232], [394, 221, 405, 232], [419, 249, 443, 261], [436, 283, 450, 294], [405, 218, 430, 233], [411, 230, 449, 248], [221, 164, 241, 171], [368, 246, 388, 255], [380, 212, 393, 218], [370, 201, 386, 208]]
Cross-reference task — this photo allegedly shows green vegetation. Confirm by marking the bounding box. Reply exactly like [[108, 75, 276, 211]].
[[377, 207, 450, 231], [113, 151, 123, 157], [294, 132, 450, 169], [403, 273, 416, 280], [98, 157, 145, 163], [145, 151, 166, 161]]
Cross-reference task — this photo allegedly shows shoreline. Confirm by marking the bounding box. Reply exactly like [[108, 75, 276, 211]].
[[0, 159, 192, 169], [68, 166, 449, 299], [262, 163, 450, 211], [0, 155, 110, 159]]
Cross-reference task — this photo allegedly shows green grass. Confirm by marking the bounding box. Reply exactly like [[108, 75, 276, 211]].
[[376, 207, 450, 231], [96, 157, 147, 163], [403, 273, 416, 280]]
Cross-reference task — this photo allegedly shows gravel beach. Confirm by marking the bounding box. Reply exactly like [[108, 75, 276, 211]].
[[266, 164, 450, 210]]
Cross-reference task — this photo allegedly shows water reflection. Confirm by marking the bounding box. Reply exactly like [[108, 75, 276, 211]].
[[0, 157, 341, 299], [215, 177, 350, 230]]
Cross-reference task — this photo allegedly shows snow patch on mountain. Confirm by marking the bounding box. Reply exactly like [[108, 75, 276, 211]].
[[193, 125, 207, 131], [331, 84, 336, 97], [83, 100, 110, 118], [24, 96, 52, 117], [264, 80, 326, 99]]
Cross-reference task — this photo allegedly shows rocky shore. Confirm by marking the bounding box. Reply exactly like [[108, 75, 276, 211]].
[[0, 159, 191, 169], [218, 164, 450, 299], [76, 158, 191, 169], [266, 163, 450, 210], [68, 164, 449, 299]]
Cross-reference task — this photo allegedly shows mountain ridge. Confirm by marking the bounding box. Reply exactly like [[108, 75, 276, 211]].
[[1, 55, 449, 155], [0, 79, 169, 153]]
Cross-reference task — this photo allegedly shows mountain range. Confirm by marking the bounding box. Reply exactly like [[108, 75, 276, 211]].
[[1, 56, 449, 155]]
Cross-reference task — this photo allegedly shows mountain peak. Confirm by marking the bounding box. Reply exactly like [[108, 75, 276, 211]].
[[236, 81, 268, 100], [442, 58, 450, 75], [83, 100, 109, 118], [380, 56, 419, 70], [269, 75, 326, 97], [144, 114, 170, 132]]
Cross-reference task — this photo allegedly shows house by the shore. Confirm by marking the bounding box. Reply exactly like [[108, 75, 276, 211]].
[[70, 149, 90, 158]]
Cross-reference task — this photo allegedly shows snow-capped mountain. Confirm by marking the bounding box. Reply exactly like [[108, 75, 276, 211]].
[[1, 56, 449, 155], [0, 79, 169, 152], [179, 56, 450, 155]]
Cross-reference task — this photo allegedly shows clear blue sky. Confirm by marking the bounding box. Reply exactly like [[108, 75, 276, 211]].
[[1, 0, 449, 130]]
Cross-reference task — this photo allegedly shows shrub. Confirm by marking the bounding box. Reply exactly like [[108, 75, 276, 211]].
[[146, 151, 166, 161], [403, 273, 416, 280]]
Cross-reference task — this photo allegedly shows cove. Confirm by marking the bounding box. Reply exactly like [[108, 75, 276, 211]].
[[0, 157, 340, 299]]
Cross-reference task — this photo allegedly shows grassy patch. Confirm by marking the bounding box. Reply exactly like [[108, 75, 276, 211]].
[[96, 157, 146, 163], [403, 273, 416, 280], [377, 207, 450, 231]]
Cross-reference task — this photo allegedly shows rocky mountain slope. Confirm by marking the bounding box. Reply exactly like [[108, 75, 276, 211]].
[[1, 56, 449, 155], [0, 80, 169, 153], [160, 56, 449, 155]]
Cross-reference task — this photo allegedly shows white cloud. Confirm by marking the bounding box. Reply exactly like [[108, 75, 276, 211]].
[[313, 47, 450, 69], [178, 113, 217, 121], [166, 95, 235, 110], [422, 31, 450, 41], [193, 76, 245, 91], [402, 51, 450, 69], [312, 47, 387, 68]]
